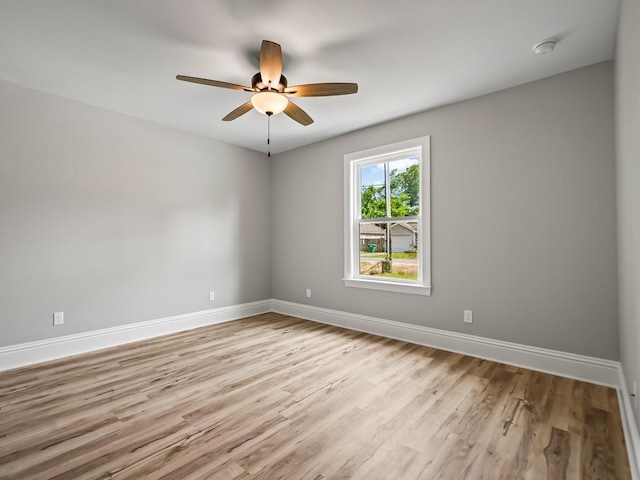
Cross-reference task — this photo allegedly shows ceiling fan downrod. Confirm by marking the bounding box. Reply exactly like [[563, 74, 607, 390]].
[[267, 112, 272, 158]]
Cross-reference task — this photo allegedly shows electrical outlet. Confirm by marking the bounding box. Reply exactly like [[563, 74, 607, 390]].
[[209, 291, 215, 301], [306, 288, 311, 298], [53, 311, 64, 326], [464, 310, 473, 324]]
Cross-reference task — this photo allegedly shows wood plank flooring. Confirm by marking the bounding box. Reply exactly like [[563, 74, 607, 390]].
[[0, 313, 631, 479]]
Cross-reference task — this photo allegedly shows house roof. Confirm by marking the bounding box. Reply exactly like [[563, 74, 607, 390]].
[[391, 222, 418, 234], [360, 224, 384, 235], [361, 222, 418, 235]]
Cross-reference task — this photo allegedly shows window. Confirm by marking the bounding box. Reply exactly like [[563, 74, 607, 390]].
[[343, 136, 431, 295]]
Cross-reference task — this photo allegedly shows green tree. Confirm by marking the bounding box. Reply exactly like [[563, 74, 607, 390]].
[[390, 193, 412, 217], [361, 185, 386, 219], [390, 164, 419, 215]]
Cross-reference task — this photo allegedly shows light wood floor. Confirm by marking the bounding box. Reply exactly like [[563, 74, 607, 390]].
[[0, 313, 630, 479]]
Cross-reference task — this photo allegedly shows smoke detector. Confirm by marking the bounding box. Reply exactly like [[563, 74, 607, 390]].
[[533, 40, 557, 55]]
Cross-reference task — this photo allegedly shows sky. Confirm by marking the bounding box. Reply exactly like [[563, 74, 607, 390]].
[[361, 157, 419, 187]]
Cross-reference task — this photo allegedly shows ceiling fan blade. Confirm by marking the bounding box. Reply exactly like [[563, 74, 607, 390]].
[[222, 101, 254, 121], [176, 75, 254, 92], [284, 101, 314, 126], [259, 40, 283, 89], [284, 83, 358, 97]]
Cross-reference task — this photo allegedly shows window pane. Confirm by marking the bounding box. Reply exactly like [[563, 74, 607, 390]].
[[358, 221, 419, 281], [360, 163, 386, 219], [359, 222, 387, 276], [389, 157, 420, 217]]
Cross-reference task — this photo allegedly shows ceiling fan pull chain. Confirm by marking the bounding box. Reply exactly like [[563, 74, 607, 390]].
[[267, 112, 272, 158]]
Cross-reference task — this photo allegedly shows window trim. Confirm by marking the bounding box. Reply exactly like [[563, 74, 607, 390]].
[[343, 136, 432, 296]]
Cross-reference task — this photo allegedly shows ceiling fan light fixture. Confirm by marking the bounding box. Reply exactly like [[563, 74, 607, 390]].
[[251, 91, 288, 116]]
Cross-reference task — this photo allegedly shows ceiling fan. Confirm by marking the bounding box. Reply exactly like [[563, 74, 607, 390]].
[[176, 40, 358, 126]]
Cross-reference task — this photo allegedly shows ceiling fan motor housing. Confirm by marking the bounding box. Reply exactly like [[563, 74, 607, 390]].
[[252, 73, 288, 92]]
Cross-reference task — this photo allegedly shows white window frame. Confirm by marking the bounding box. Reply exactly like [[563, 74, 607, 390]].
[[343, 136, 431, 296]]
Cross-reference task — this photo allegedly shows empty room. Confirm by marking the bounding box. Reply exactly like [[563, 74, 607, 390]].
[[0, 0, 638, 479]]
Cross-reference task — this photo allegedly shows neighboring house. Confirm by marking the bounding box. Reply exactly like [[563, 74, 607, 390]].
[[390, 222, 418, 253], [360, 222, 417, 252], [359, 223, 385, 251]]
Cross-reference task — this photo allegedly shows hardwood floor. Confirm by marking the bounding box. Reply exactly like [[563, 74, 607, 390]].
[[0, 313, 630, 479]]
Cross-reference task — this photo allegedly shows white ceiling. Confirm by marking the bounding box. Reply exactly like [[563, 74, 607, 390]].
[[0, 0, 620, 155]]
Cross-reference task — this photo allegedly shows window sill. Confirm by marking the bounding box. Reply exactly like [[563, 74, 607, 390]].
[[343, 278, 432, 296]]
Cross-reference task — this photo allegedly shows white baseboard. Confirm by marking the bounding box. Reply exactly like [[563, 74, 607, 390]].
[[618, 368, 640, 479], [271, 299, 620, 388], [1, 297, 637, 477], [5, 299, 619, 386], [0, 300, 271, 372]]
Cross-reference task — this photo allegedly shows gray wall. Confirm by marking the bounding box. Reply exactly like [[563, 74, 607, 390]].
[[0, 80, 271, 347], [271, 61, 618, 359], [0, 60, 621, 362], [616, 0, 640, 430]]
